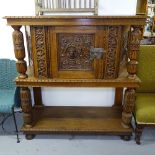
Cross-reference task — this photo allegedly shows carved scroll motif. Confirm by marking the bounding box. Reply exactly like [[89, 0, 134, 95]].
[[104, 26, 120, 79], [122, 88, 136, 128], [34, 27, 48, 78], [127, 26, 143, 79], [58, 33, 94, 70]]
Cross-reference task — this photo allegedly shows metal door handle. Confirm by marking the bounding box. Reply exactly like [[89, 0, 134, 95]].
[[90, 47, 105, 60]]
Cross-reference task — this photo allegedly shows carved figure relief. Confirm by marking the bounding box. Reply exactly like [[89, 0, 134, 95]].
[[129, 26, 142, 51], [13, 30, 25, 51], [127, 25, 143, 79], [58, 33, 94, 70]]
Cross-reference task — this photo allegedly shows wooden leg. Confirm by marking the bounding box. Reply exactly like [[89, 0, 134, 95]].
[[135, 124, 143, 145], [114, 88, 123, 107], [120, 135, 131, 141], [25, 134, 35, 140], [122, 88, 136, 128], [20, 87, 33, 128], [33, 87, 43, 108]]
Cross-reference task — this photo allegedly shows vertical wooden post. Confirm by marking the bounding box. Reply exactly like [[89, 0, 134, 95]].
[[136, 0, 147, 15], [33, 87, 43, 107], [127, 25, 142, 79], [12, 26, 27, 79], [94, 0, 98, 15], [21, 87, 33, 128], [122, 88, 135, 128], [94, 59, 104, 79], [114, 88, 123, 107]]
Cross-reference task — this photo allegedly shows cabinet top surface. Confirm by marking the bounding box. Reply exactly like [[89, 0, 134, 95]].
[[4, 15, 146, 26], [4, 15, 147, 19]]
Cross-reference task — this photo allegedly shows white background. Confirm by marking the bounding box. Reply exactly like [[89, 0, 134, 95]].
[[0, 0, 137, 106]]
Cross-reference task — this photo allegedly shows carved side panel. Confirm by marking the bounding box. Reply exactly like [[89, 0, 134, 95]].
[[58, 33, 94, 71], [32, 26, 48, 78], [104, 26, 122, 79]]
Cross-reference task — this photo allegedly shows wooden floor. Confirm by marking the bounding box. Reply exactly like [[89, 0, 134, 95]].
[[21, 106, 132, 135]]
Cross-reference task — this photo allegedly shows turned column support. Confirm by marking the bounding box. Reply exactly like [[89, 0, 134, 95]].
[[122, 88, 136, 128], [20, 87, 33, 128], [12, 26, 27, 79], [127, 25, 143, 79]]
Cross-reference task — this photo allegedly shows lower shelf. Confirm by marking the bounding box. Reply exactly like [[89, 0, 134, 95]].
[[21, 106, 133, 136]]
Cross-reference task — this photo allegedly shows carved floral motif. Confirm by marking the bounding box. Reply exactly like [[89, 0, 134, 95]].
[[58, 33, 94, 70]]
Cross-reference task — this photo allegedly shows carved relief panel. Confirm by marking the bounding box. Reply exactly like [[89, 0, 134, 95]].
[[58, 33, 94, 71]]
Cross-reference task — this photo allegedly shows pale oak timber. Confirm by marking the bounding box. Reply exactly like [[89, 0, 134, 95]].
[[5, 16, 146, 140]]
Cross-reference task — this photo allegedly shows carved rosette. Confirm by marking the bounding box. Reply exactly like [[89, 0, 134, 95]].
[[122, 88, 136, 128], [58, 33, 94, 70], [20, 87, 33, 128], [34, 26, 48, 78], [127, 25, 143, 79], [104, 26, 120, 79], [12, 26, 27, 79]]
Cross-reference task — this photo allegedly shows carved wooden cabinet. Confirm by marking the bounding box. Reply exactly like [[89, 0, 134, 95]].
[[5, 16, 146, 140]]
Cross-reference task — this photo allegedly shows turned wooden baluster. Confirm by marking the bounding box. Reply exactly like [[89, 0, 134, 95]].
[[12, 26, 32, 128], [122, 88, 136, 128], [127, 25, 142, 79], [20, 87, 33, 128], [12, 26, 27, 79]]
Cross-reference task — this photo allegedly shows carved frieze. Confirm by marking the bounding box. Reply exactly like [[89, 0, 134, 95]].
[[58, 33, 94, 70], [34, 26, 48, 78]]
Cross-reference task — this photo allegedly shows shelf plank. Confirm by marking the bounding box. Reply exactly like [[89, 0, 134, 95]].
[[21, 106, 132, 135], [15, 66, 141, 87]]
